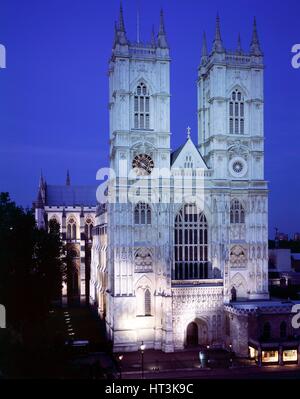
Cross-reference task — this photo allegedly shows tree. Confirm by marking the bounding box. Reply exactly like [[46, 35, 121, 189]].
[[0, 192, 66, 337]]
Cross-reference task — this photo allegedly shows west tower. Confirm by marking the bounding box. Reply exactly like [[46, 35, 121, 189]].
[[105, 6, 174, 352]]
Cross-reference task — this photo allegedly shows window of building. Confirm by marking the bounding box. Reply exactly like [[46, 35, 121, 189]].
[[262, 322, 271, 341], [85, 218, 94, 241], [262, 350, 278, 363], [134, 83, 150, 129], [249, 346, 258, 360], [231, 286, 237, 301], [67, 218, 77, 240], [174, 204, 209, 280], [184, 155, 193, 169], [283, 349, 297, 362], [144, 289, 151, 316], [229, 89, 245, 135], [134, 202, 151, 225], [280, 321, 287, 339], [230, 199, 245, 224]]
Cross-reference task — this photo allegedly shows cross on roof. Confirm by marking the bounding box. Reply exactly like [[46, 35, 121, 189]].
[[187, 126, 191, 139]]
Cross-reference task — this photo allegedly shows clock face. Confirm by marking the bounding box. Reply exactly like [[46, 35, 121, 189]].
[[132, 154, 154, 176]]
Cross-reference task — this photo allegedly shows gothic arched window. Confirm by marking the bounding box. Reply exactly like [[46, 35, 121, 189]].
[[230, 199, 245, 224], [231, 286, 237, 302], [229, 89, 244, 135], [134, 82, 150, 129], [85, 218, 93, 241], [67, 217, 77, 240], [134, 202, 151, 225], [174, 204, 209, 280], [144, 289, 151, 316]]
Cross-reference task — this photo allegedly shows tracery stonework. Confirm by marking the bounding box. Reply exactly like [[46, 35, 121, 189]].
[[134, 248, 153, 273], [230, 245, 247, 268]]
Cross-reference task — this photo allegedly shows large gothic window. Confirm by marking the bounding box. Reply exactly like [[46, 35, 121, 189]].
[[85, 218, 93, 241], [134, 83, 150, 129], [174, 204, 209, 280], [230, 200, 245, 224], [67, 218, 77, 240], [229, 89, 244, 135], [134, 202, 151, 225]]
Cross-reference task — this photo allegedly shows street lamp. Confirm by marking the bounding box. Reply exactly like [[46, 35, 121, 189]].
[[229, 344, 233, 367], [118, 355, 123, 379], [140, 341, 146, 379]]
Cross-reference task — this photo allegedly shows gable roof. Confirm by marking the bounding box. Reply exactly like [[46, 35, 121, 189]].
[[45, 185, 98, 207], [171, 138, 208, 169]]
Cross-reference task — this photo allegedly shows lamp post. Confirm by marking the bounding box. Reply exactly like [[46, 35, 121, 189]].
[[118, 355, 123, 379], [140, 341, 146, 379], [229, 344, 233, 368]]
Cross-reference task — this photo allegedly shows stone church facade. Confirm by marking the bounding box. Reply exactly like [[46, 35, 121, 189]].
[[35, 6, 300, 361], [90, 8, 270, 354]]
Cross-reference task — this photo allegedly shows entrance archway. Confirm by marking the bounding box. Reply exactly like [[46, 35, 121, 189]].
[[186, 319, 209, 347], [186, 322, 198, 347]]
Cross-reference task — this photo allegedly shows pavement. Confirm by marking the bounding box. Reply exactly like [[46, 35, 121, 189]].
[[46, 306, 300, 380], [113, 347, 257, 378]]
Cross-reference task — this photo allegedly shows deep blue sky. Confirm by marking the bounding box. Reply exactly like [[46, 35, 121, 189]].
[[1, 0, 300, 237]]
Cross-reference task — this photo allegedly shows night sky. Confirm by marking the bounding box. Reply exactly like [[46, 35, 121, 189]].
[[1, 0, 300, 237]]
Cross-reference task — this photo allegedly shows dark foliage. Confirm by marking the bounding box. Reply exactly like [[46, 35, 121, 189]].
[[0, 192, 66, 377]]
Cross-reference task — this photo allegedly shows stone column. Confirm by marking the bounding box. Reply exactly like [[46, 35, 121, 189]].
[[279, 346, 284, 366], [257, 346, 262, 367]]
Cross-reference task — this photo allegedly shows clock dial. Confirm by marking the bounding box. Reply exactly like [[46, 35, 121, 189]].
[[132, 154, 154, 176]]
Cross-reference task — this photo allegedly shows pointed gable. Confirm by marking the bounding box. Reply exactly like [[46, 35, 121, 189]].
[[171, 138, 208, 170]]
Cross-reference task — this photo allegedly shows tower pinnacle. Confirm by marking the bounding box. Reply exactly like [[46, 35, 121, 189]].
[[201, 31, 208, 64], [66, 170, 71, 186], [157, 9, 168, 49], [114, 2, 128, 46], [212, 13, 224, 53], [236, 33, 243, 54], [250, 17, 262, 56]]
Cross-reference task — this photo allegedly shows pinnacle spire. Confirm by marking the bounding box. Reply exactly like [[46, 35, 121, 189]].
[[39, 170, 44, 189], [236, 33, 242, 54], [212, 13, 224, 53], [66, 170, 71, 186], [201, 31, 208, 64], [157, 8, 168, 49], [113, 20, 118, 47], [159, 9, 165, 34], [151, 25, 156, 47], [250, 17, 262, 56], [119, 2, 125, 31], [114, 2, 128, 46], [36, 188, 44, 209]]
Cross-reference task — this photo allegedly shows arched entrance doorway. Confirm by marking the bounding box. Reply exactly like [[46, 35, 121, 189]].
[[186, 322, 198, 347], [186, 319, 209, 347]]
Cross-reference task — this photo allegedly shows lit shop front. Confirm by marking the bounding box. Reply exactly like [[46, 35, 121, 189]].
[[249, 342, 299, 365]]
